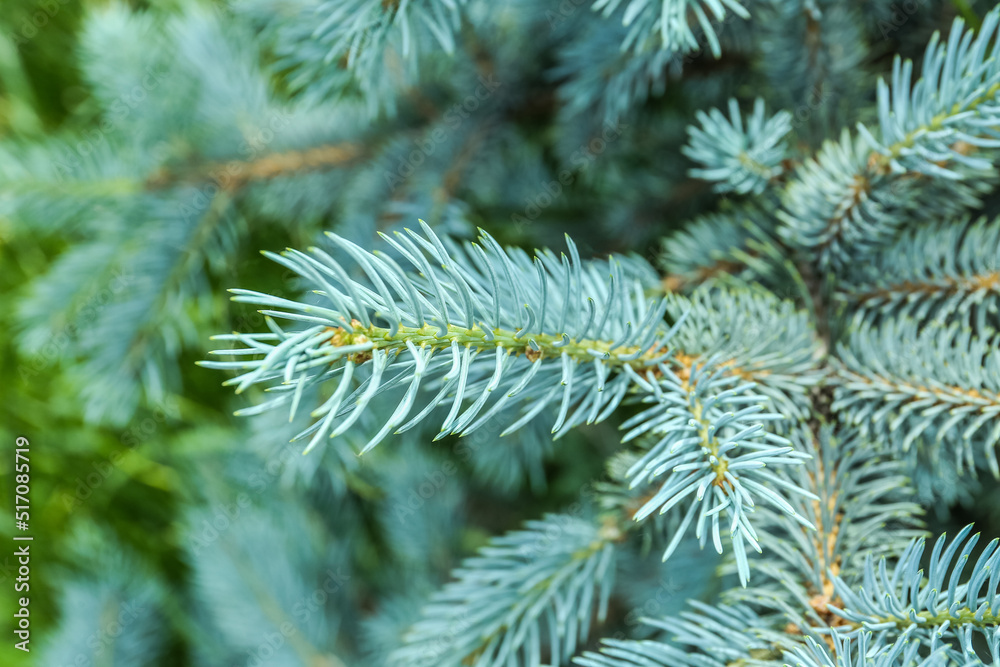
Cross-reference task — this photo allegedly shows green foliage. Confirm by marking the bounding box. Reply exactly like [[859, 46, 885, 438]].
[[683, 98, 792, 195], [833, 320, 1000, 476], [5, 0, 1000, 666], [392, 513, 616, 666], [830, 526, 1000, 640], [839, 216, 1000, 330], [236, 0, 467, 115], [201, 224, 671, 451], [592, 0, 750, 57]]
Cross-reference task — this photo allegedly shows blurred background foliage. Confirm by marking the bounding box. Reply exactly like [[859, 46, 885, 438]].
[[1, 0, 999, 665]]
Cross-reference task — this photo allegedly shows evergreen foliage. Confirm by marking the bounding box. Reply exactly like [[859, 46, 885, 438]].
[[4, 1, 1000, 666]]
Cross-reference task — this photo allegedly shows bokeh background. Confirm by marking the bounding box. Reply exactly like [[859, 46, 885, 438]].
[[2, 1, 1000, 665]]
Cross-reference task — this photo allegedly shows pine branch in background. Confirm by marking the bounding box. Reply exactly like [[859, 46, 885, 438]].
[[391, 514, 617, 667], [7, 0, 1000, 666], [576, 426, 926, 667], [659, 202, 795, 293], [753, 0, 870, 135], [36, 529, 169, 666], [774, 129, 979, 271], [551, 17, 680, 126], [591, 0, 750, 57], [574, 602, 771, 667], [186, 498, 351, 667], [2, 4, 372, 424], [235, 0, 467, 116], [776, 8, 1000, 270], [683, 97, 792, 195], [839, 216, 1000, 330], [726, 427, 924, 633], [860, 9, 1000, 179], [832, 320, 1000, 477]]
